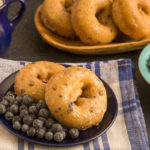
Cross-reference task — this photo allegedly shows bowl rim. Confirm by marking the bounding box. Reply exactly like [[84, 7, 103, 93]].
[[138, 44, 150, 84]]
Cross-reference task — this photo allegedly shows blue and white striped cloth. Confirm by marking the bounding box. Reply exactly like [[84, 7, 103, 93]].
[[0, 58, 149, 150]]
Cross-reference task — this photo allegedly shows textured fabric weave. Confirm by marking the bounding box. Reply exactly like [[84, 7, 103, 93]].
[[0, 58, 149, 150]]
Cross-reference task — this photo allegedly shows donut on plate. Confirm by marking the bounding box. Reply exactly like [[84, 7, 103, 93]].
[[45, 66, 107, 130], [40, 0, 75, 38], [71, 0, 118, 45], [14, 61, 65, 102], [112, 0, 150, 40]]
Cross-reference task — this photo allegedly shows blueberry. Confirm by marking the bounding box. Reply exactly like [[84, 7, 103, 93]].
[[16, 96, 23, 105], [12, 115, 21, 123], [13, 121, 21, 130], [5, 111, 14, 121], [45, 118, 55, 128], [19, 105, 28, 111], [3, 94, 15, 104], [61, 130, 67, 138], [6, 91, 15, 97], [30, 114, 36, 120], [41, 127, 47, 132], [51, 123, 63, 133], [38, 108, 49, 118], [68, 128, 79, 139], [0, 104, 6, 114], [10, 104, 18, 114], [20, 109, 29, 118], [33, 119, 43, 129], [29, 105, 37, 114], [1, 100, 9, 107], [36, 128, 46, 138], [54, 132, 64, 142], [23, 115, 33, 125], [45, 131, 53, 141], [38, 117, 46, 123], [22, 124, 29, 133], [27, 127, 36, 137], [10, 100, 19, 106], [36, 100, 46, 110], [22, 95, 34, 106]]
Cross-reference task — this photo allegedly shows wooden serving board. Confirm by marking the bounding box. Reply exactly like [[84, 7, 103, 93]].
[[34, 5, 150, 55]]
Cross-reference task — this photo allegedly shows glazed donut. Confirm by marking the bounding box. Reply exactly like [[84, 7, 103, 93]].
[[45, 66, 107, 130], [40, 0, 75, 38], [14, 61, 65, 102], [71, 0, 118, 45], [112, 0, 150, 40]]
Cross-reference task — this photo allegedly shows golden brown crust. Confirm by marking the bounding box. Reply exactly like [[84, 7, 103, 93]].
[[71, 0, 118, 45], [40, 0, 75, 38], [112, 0, 150, 40], [45, 66, 107, 130], [14, 61, 65, 102]]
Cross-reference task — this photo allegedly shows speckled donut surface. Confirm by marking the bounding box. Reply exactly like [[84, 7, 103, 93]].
[[14, 61, 65, 102], [112, 0, 150, 40], [71, 0, 117, 45], [40, 0, 75, 38], [45, 66, 107, 130]]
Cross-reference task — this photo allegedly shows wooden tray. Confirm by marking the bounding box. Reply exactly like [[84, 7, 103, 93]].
[[34, 5, 150, 55]]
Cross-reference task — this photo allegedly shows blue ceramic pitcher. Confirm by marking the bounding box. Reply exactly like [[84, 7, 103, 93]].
[[0, 0, 26, 55]]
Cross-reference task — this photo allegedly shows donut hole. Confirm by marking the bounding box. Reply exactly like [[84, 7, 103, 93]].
[[96, 9, 105, 19], [37, 74, 51, 84], [72, 86, 90, 106], [74, 100, 80, 106], [77, 85, 95, 99], [138, 4, 148, 15], [80, 86, 90, 98], [74, 85, 97, 107], [96, 8, 110, 26]]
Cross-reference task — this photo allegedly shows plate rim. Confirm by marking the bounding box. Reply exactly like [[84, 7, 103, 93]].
[[0, 71, 118, 147]]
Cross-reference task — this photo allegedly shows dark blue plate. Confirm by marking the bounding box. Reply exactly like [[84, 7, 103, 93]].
[[0, 71, 118, 147]]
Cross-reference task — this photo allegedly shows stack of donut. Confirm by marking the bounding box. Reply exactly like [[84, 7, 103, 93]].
[[39, 0, 150, 45], [14, 61, 107, 130]]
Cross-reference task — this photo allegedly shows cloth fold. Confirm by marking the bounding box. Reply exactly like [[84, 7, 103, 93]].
[[0, 58, 149, 150]]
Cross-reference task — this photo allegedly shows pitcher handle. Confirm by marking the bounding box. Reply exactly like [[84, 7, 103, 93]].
[[8, 0, 26, 30]]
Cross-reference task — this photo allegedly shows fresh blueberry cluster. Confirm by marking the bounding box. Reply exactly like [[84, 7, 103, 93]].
[[0, 91, 79, 142]]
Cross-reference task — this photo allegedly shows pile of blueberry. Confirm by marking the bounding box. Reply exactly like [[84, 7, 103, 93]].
[[0, 91, 79, 142]]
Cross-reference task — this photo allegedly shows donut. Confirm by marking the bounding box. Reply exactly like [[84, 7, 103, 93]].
[[71, 0, 118, 45], [45, 66, 107, 130], [112, 0, 150, 40], [40, 0, 75, 38], [14, 61, 65, 102]]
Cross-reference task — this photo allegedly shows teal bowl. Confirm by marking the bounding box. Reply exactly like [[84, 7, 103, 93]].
[[138, 44, 150, 84]]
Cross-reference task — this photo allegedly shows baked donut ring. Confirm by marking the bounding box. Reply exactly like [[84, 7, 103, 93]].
[[40, 0, 75, 38], [45, 67, 107, 130], [112, 0, 150, 40], [14, 61, 65, 102], [71, 0, 118, 45]]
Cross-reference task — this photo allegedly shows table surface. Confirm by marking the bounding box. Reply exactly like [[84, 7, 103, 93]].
[[1, 0, 150, 145]]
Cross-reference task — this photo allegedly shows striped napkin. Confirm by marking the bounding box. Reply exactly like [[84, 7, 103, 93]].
[[0, 58, 149, 150]]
